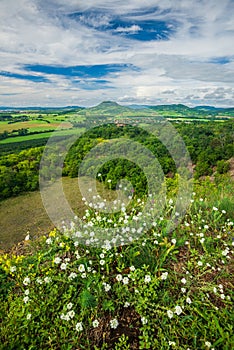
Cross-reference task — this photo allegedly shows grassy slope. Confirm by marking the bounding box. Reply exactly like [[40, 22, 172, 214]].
[[0, 177, 117, 251], [0, 177, 233, 349]]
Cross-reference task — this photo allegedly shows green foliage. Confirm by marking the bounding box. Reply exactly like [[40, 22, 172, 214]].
[[79, 289, 97, 309], [0, 147, 43, 199], [114, 335, 131, 349], [216, 160, 230, 174], [194, 161, 213, 179], [0, 182, 233, 349], [0, 266, 15, 301]]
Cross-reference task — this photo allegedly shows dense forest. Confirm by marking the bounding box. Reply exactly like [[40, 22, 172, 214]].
[[0, 120, 233, 200]]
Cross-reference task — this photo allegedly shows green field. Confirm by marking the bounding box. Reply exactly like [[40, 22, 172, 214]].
[[0, 127, 85, 144]]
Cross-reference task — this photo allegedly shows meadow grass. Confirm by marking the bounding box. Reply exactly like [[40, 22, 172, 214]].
[[0, 120, 58, 133], [0, 177, 109, 250], [0, 178, 233, 350], [0, 128, 85, 144]]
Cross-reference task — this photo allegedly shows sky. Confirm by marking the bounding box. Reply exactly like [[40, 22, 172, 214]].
[[0, 0, 234, 107]]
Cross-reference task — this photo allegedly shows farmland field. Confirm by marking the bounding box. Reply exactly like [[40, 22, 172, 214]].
[[0, 127, 85, 144]]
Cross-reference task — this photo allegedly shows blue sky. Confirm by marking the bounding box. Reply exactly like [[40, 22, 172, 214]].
[[0, 0, 233, 107]]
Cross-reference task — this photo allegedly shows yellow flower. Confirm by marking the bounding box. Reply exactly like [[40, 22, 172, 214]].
[[49, 229, 57, 237], [16, 256, 24, 263]]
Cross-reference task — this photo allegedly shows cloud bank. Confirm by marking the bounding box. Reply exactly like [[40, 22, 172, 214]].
[[0, 0, 233, 106]]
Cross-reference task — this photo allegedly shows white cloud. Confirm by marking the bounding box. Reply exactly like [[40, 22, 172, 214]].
[[0, 0, 233, 106], [115, 25, 141, 33]]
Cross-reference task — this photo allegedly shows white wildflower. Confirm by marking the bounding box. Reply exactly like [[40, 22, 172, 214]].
[[174, 305, 183, 315], [110, 318, 119, 329], [46, 237, 52, 245], [78, 264, 85, 272], [141, 316, 148, 325], [92, 319, 99, 328], [104, 283, 111, 292], [167, 310, 174, 319], [54, 257, 61, 264], [222, 250, 229, 256], [36, 277, 43, 284], [116, 274, 122, 282], [122, 277, 129, 285], [67, 303, 73, 310], [67, 310, 75, 319], [76, 322, 83, 331], [25, 234, 30, 241], [23, 296, 29, 303], [44, 277, 52, 283], [68, 272, 77, 280], [23, 277, 31, 285], [186, 297, 192, 304], [60, 263, 67, 270], [161, 272, 168, 280], [144, 275, 151, 283]]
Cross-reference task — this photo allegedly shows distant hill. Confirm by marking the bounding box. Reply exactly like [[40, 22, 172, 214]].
[[88, 100, 132, 114], [147, 104, 234, 117], [148, 104, 190, 111], [0, 106, 84, 112], [1, 102, 233, 118], [192, 106, 234, 113], [76, 101, 154, 118]]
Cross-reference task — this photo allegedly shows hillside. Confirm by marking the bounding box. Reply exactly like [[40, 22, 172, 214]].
[[76, 101, 154, 118], [0, 177, 233, 349]]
